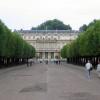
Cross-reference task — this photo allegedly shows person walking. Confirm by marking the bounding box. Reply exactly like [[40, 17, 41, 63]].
[[97, 61, 100, 78], [27, 59, 29, 67], [85, 60, 93, 79]]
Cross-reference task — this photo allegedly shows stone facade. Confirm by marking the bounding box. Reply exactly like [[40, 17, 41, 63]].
[[17, 30, 79, 60]]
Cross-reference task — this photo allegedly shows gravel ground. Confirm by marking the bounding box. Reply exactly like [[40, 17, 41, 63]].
[[0, 62, 100, 100]]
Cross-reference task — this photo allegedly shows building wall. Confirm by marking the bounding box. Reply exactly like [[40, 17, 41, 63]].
[[18, 30, 79, 60]]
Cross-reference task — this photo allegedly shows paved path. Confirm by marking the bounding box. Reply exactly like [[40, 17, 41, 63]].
[[0, 62, 100, 100]]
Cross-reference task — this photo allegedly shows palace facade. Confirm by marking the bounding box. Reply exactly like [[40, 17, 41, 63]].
[[17, 30, 79, 60]]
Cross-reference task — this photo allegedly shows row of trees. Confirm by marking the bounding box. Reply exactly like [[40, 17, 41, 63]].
[[61, 20, 100, 67], [31, 19, 72, 30], [0, 20, 35, 66], [79, 19, 97, 32]]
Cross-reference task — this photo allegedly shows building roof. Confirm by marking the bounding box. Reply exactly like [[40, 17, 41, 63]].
[[15, 30, 79, 34]]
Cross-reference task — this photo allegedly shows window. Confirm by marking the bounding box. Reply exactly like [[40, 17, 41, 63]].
[[45, 52, 48, 59], [51, 52, 54, 59], [39, 52, 42, 59]]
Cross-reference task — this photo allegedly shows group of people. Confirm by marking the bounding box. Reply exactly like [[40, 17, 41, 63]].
[[27, 58, 34, 67], [85, 60, 100, 79], [54, 59, 61, 64]]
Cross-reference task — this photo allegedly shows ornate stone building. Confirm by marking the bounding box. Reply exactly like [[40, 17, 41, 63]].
[[17, 30, 79, 60]]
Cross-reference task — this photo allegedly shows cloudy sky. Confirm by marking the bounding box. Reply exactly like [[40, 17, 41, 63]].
[[0, 0, 100, 30]]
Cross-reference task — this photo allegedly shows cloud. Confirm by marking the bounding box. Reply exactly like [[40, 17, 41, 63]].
[[0, 0, 100, 30]]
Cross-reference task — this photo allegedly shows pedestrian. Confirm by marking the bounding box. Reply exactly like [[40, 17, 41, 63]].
[[85, 60, 93, 79], [27, 59, 29, 67], [45, 60, 48, 64], [58, 59, 60, 64], [29, 59, 33, 66], [96, 61, 100, 78], [27, 59, 33, 67]]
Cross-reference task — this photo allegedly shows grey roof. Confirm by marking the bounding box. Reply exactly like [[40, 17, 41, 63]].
[[15, 30, 79, 34]]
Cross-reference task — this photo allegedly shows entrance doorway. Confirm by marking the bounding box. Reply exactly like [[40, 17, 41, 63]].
[[51, 52, 54, 59], [45, 52, 48, 59]]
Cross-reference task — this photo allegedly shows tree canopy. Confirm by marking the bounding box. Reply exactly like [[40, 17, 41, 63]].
[[61, 20, 100, 58], [79, 19, 97, 32], [0, 19, 36, 59], [31, 19, 72, 30], [79, 24, 88, 32]]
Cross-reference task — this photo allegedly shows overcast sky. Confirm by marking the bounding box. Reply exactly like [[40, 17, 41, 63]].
[[0, 0, 100, 30]]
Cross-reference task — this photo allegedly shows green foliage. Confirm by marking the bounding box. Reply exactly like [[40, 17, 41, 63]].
[[31, 19, 72, 30], [0, 19, 36, 58], [79, 19, 97, 32], [79, 24, 88, 32], [61, 20, 100, 58], [61, 45, 67, 58]]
